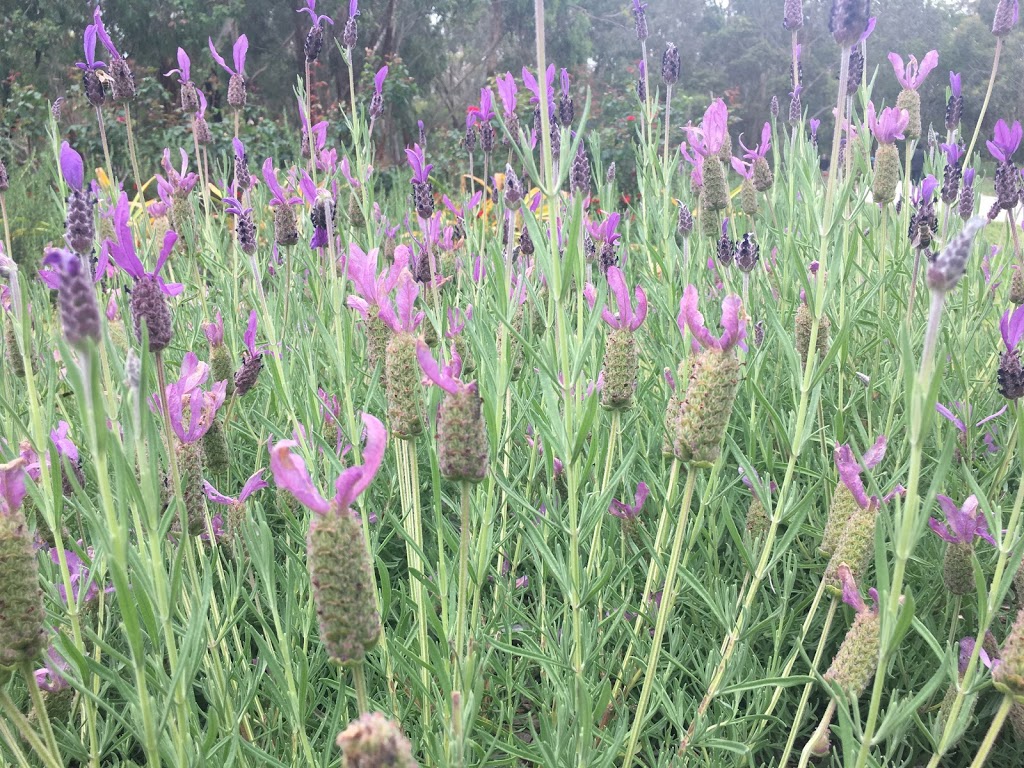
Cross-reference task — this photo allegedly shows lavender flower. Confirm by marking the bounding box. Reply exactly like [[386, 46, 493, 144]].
[[75, 19, 106, 107], [809, 118, 821, 147], [829, 0, 872, 47], [609, 483, 650, 521], [406, 144, 434, 220], [558, 69, 574, 126], [41, 249, 101, 349], [233, 311, 266, 396], [888, 51, 939, 90], [161, 353, 228, 443], [992, 0, 1020, 37], [783, 0, 803, 31], [926, 216, 986, 293], [343, 0, 360, 49], [105, 193, 182, 351], [522, 64, 556, 114], [165, 48, 200, 112], [94, 7, 135, 102], [929, 495, 995, 546], [678, 284, 747, 353], [632, 0, 649, 41], [945, 71, 963, 130], [960, 167, 976, 220], [299, 0, 334, 62], [232, 138, 252, 192], [223, 196, 257, 255], [867, 102, 910, 145], [998, 305, 1024, 400], [987, 119, 1022, 212], [208, 34, 248, 109], [586, 212, 622, 273], [204, 469, 268, 543], [60, 142, 96, 255], [662, 44, 680, 86], [369, 66, 388, 121]]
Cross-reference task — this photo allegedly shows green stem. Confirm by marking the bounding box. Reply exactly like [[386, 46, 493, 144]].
[[620, 469, 698, 768], [352, 663, 369, 715], [123, 105, 144, 202], [968, 695, 1013, 768], [20, 663, 63, 767], [0, 690, 63, 768], [456, 481, 473, 665], [961, 39, 1001, 170]]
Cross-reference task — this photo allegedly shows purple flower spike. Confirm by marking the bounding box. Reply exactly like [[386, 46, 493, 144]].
[[1000, 306, 1024, 351], [930, 495, 996, 546], [59, 142, 84, 192], [809, 119, 821, 140], [209, 34, 248, 76], [105, 193, 184, 295], [941, 142, 963, 165], [262, 158, 301, 206], [609, 482, 650, 520], [684, 99, 729, 157], [859, 16, 877, 42], [739, 122, 772, 161], [888, 50, 939, 90], [986, 119, 1023, 163], [950, 71, 962, 99], [963, 168, 976, 187], [677, 284, 747, 352], [405, 144, 432, 184], [162, 353, 227, 443], [586, 212, 621, 245], [0, 458, 28, 516]]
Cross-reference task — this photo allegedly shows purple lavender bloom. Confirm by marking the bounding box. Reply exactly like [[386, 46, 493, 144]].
[[298, 0, 334, 26], [677, 284, 747, 352], [204, 310, 225, 347], [405, 144, 432, 184], [417, 339, 474, 395], [913, 174, 939, 205], [950, 71, 962, 99], [160, 353, 228, 443], [936, 401, 1008, 437], [586, 212, 621, 246], [59, 142, 84, 192], [204, 470, 268, 507], [209, 34, 248, 77], [991, 0, 1020, 37], [740, 122, 772, 161], [582, 266, 648, 330], [346, 243, 408, 318], [834, 436, 888, 509], [963, 168, 976, 188], [479, 88, 496, 122], [837, 564, 879, 616], [74, 21, 105, 73], [522, 64, 556, 110], [867, 102, 910, 144], [679, 141, 704, 187], [0, 458, 28, 516], [809, 118, 821, 143], [929, 495, 996, 546], [49, 544, 110, 605], [104, 193, 183, 296], [35, 645, 71, 694], [165, 48, 193, 84], [377, 269, 424, 333], [497, 72, 518, 118], [262, 158, 302, 206], [159, 148, 199, 197], [888, 50, 939, 90], [683, 99, 729, 157], [1001, 305, 1024, 352], [730, 156, 754, 180], [609, 482, 650, 520], [93, 6, 121, 59], [369, 66, 388, 120], [942, 142, 963, 166], [986, 119, 1023, 163]]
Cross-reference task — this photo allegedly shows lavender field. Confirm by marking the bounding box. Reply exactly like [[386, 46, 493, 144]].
[[2, 0, 1024, 766]]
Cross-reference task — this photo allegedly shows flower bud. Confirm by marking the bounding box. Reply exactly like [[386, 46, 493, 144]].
[[0, 460, 48, 666], [783, 0, 804, 31], [824, 503, 877, 594], [872, 143, 901, 205], [342, 17, 358, 49], [992, 0, 1020, 37], [437, 387, 489, 482], [385, 333, 424, 439], [753, 157, 773, 192], [662, 44, 680, 86], [740, 179, 758, 216], [820, 484, 858, 556], [83, 70, 105, 108], [896, 88, 921, 140], [202, 418, 230, 474], [795, 303, 830, 363], [130, 275, 174, 353], [999, 349, 1024, 400], [571, 143, 590, 197], [305, 24, 325, 63], [847, 48, 864, 94], [0, 157, 9, 191], [745, 496, 769, 540], [234, 352, 263, 397], [942, 542, 975, 595], [677, 203, 693, 236], [273, 204, 299, 247], [927, 216, 985, 294], [770, 95, 779, 119], [824, 601, 881, 696], [336, 712, 417, 768], [195, 114, 213, 145], [227, 73, 246, 110], [66, 188, 96, 256], [310, 510, 382, 665], [109, 57, 136, 103], [735, 233, 759, 273], [829, 0, 872, 47], [673, 348, 742, 467], [633, 4, 649, 41], [1010, 268, 1024, 305], [702, 159, 729, 212], [180, 81, 200, 113], [601, 328, 639, 410], [993, 606, 1024, 697], [945, 92, 963, 132]]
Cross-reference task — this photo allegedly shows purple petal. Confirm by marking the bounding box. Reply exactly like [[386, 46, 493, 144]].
[[154, 231, 178, 276], [914, 50, 939, 88], [631, 285, 648, 331], [606, 267, 632, 329], [244, 310, 258, 356], [928, 516, 957, 544], [269, 439, 330, 515], [719, 294, 746, 351], [233, 34, 248, 75], [888, 52, 908, 89], [208, 38, 230, 74], [861, 435, 887, 469], [837, 564, 866, 613], [679, 284, 717, 350], [374, 66, 388, 96], [239, 470, 268, 502], [59, 142, 84, 192], [417, 339, 459, 394], [203, 480, 236, 506], [835, 444, 870, 509], [334, 413, 387, 511], [935, 402, 967, 433]]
